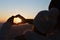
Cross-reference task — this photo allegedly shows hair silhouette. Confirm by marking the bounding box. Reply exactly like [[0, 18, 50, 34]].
[[49, 0, 60, 10], [49, 0, 60, 30]]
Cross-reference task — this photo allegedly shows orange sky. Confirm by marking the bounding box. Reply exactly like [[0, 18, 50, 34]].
[[0, 0, 50, 23]]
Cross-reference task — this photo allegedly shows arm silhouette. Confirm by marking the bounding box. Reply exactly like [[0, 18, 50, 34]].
[[0, 16, 14, 40], [15, 14, 33, 24]]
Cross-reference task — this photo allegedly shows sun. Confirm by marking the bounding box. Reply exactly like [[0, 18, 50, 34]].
[[14, 17, 22, 24]]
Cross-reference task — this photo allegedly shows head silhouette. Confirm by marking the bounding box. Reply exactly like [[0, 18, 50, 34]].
[[33, 10, 49, 34]]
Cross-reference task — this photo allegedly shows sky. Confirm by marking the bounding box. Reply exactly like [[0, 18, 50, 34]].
[[0, 0, 51, 23]]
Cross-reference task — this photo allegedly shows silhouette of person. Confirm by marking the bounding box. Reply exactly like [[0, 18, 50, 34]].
[[47, 8, 60, 40], [23, 8, 59, 40], [23, 10, 49, 40], [0, 16, 15, 40], [49, 0, 60, 31], [48, 0, 60, 40], [34, 8, 59, 39], [0, 15, 33, 40]]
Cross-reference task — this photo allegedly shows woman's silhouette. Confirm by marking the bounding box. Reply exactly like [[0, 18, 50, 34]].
[[49, 0, 60, 31]]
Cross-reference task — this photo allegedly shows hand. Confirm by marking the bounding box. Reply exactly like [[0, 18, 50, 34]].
[[7, 16, 15, 25], [15, 14, 22, 18], [15, 14, 26, 23]]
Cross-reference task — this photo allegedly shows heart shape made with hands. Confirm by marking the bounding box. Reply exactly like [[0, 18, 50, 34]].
[[13, 14, 23, 24]]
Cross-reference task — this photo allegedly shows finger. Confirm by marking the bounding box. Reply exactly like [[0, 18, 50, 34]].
[[7, 16, 14, 24], [15, 14, 23, 18], [15, 14, 21, 17]]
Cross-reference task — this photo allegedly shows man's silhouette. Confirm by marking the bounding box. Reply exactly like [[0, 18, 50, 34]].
[[0, 15, 33, 40], [0, 16, 15, 40], [24, 8, 59, 40]]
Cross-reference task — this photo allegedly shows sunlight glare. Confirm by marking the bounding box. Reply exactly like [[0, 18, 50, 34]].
[[14, 17, 22, 24]]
